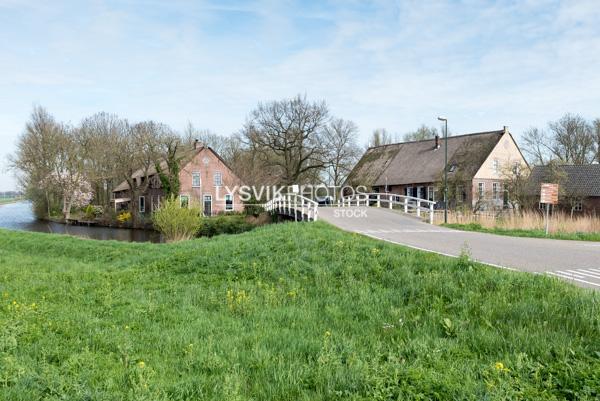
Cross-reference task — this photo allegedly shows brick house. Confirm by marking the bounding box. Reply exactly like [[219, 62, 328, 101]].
[[345, 127, 528, 210], [528, 164, 600, 214], [112, 143, 244, 216]]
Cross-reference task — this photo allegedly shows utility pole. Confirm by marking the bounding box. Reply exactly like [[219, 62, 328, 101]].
[[438, 116, 448, 224]]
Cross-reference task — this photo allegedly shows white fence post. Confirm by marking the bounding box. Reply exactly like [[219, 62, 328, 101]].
[[389, 194, 393, 209], [376, 194, 380, 207], [429, 202, 434, 224], [416, 200, 421, 217], [404, 198, 408, 213]]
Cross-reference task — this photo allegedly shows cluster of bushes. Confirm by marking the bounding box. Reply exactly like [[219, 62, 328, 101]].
[[198, 213, 256, 237], [152, 197, 264, 242]]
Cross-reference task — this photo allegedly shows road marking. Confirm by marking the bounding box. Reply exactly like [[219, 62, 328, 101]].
[[356, 231, 516, 271], [565, 269, 600, 279], [546, 270, 600, 288]]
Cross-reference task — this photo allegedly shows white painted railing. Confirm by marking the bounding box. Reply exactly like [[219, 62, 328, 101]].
[[338, 192, 436, 224], [264, 194, 319, 222]]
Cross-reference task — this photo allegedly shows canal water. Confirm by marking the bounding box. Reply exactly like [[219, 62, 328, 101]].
[[0, 201, 162, 243]]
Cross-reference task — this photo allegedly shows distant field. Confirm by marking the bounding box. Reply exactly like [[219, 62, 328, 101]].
[[0, 197, 23, 205], [0, 222, 599, 400]]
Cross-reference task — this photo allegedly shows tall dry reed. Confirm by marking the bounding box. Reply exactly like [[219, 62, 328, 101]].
[[437, 210, 600, 234]]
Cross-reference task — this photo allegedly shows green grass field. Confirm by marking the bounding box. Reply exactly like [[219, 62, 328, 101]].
[[1, 222, 599, 400], [444, 222, 600, 242]]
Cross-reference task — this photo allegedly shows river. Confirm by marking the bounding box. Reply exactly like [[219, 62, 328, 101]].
[[0, 201, 162, 243]]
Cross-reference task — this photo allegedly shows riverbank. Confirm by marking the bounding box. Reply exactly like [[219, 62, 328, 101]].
[[1, 223, 599, 399], [0, 201, 161, 242]]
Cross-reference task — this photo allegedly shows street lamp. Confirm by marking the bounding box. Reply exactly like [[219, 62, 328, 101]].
[[437, 116, 448, 224]]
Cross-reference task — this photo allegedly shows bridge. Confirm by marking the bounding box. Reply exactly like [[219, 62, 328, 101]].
[[263, 192, 437, 223]]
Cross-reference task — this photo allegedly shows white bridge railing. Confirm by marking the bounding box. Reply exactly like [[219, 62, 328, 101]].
[[264, 194, 319, 222], [338, 192, 436, 224]]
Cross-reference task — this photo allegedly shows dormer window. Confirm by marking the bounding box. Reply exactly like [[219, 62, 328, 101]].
[[447, 164, 457, 173]]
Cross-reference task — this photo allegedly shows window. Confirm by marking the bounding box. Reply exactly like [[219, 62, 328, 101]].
[[417, 186, 425, 199], [427, 186, 436, 202], [180, 195, 189, 208], [139, 196, 145, 213], [225, 194, 234, 211], [447, 164, 457, 173], [492, 182, 500, 200], [406, 186, 412, 197], [192, 172, 201, 187], [512, 162, 520, 175], [493, 158, 499, 173], [214, 172, 222, 186], [478, 182, 485, 198], [456, 186, 465, 203], [573, 199, 583, 212]]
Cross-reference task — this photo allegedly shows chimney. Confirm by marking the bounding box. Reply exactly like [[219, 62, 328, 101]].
[[434, 135, 440, 149], [503, 126, 508, 134], [193, 139, 200, 150]]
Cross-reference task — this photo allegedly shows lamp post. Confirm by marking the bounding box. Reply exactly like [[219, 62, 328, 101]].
[[437, 116, 448, 224]]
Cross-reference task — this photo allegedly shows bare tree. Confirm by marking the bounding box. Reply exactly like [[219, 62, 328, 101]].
[[368, 128, 393, 148], [240, 94, 330, 185], [113, 121, 166, 226], [547, 114, 595, 164], [78, 112, 127, 207], [402, 125, 439, 142], [10, 106, 65, 217], [521, 127, 551, 166], [322, 118, 361, 187], [593, 118, 600, 163]]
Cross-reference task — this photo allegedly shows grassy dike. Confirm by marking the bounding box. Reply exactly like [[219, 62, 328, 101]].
[[0, 222, 599, 400], [444, 222, 600, 242]]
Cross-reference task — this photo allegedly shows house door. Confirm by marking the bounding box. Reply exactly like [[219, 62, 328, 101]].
[[203, 195, 212, 216]]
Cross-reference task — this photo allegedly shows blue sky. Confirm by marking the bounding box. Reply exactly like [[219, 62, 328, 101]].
[[1, 0, 600, 190]]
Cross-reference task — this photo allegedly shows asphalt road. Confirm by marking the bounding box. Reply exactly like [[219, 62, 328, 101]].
[[318, 206, 600, 290]]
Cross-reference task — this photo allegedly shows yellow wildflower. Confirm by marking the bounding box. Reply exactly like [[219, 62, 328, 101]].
[[137, 361, 145, 368], [494, 362, 509, 372]]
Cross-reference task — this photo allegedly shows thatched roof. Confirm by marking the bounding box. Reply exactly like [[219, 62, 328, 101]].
[[346, 129, 505, 187]]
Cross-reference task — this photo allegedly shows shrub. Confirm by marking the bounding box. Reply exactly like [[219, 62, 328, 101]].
[[243, 195, 265, 216], [198, 214, 255, 237], [84, 205, 104, 219], [117, 211, 132, 223], [152, 197, 203, 242]]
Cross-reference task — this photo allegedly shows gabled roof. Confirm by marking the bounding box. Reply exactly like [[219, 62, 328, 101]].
[[529, 164, 600, 197], [113, 145, 233, 193], [346, 129, 505, 187]]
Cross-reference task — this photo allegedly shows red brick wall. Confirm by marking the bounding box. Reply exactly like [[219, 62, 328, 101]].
[[179, 147, 245, 214]]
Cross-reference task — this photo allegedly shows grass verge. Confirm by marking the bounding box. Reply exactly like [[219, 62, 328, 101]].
[[0, 222, 599, 400], [444, 222, 600, 241]]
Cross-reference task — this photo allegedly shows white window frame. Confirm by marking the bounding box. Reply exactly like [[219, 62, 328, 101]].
[[225, 194, 234, 211], [139, 196, 145, 213], [492, 182, 500, 200], [406, 186, 413, 197], [493, 158, 499, 173], [180, 194, 190, 208], [478, 182, 485, 198], [427, 186, 435, 202], [192, 172, 201, 188], [214, 171, 222, 187], [203, 194, 212, 216], [573, 199, 583, 212]]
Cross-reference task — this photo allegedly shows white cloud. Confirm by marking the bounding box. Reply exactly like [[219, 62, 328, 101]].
[[0, 0, 599, 189]]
